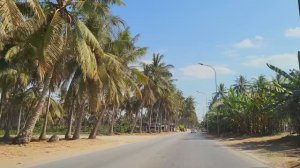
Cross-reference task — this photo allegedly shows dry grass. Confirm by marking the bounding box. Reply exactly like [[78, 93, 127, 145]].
[[0, 133, 175, 168], [219, 133, 300, 168]]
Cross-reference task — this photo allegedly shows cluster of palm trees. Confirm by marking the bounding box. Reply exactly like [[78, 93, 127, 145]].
[[0, 0, 198, 144], [204, 61, 300, 135]]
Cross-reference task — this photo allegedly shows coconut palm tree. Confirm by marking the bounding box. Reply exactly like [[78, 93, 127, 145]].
[[233, 75, 249, 94], [142, 53, 174, 132]]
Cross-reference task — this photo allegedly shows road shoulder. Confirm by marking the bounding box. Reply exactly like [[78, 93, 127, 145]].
[[216, 133, 300, 168], [0, 133, 176, 168]]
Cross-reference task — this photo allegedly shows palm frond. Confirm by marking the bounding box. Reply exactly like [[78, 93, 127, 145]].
[[0, 0, 25, 31], [267, 63, 296, 83], [4, 45, 20, 61], [76, 19, 105, 57], [74, 28, 98, 79], [42, 10, 65, 70], [28, 0, 46, 25]]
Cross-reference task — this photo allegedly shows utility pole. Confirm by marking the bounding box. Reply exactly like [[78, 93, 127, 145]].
[[298, 0, 300, 17], [299, 0, 300, 69]]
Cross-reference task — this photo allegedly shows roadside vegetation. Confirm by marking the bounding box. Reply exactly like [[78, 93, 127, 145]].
[[0, 0, 198, 144], [203, 61, 300, 136], [202, 61, 300, 168]]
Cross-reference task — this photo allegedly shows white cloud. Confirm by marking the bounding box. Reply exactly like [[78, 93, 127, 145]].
[[285, 27, 300, 38], [255, 35, 264, 41], [140, 59, 152, 64], [233, 36, 264, 49], [179, 65, 235, 80], [234, 39, 254, 48], [242, 53, 298, 69]]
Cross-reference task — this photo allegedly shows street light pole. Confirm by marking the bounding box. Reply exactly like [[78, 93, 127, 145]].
[[198, 63, 220, 136], [298, 0, 300, 17], [298, 0, 300, 70], [196, 91, 209, 133], [198, 63, 218, 93]]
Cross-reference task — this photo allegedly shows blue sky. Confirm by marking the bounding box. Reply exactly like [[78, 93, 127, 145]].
[[113, 0, 300, 118]]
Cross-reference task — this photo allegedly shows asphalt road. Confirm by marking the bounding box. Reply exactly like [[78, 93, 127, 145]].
[[31, 133, 269, 168]]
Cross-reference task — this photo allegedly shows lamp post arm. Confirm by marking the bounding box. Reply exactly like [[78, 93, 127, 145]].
[[201, 64, 218, 93]]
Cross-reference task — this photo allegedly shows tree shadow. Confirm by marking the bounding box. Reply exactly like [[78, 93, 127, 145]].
[[228, 135, 300, 158]]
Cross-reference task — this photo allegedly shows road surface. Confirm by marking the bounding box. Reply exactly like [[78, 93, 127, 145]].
[[31, 133, 268, 168]]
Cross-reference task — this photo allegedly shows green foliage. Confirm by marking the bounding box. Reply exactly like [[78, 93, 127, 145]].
[[179, 97, 199, 128], [178, 124, 185, 132], [114, 117, 132, 133], [0, 1, 190, 143], [204, 67, 300, 136]]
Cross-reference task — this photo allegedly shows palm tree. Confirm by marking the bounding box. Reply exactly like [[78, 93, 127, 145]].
[[233, 75, 249, 94], [142, 53, 174, 132]]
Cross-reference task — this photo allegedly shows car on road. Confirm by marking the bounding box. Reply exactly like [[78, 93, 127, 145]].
[[191, 129, 197, 133]]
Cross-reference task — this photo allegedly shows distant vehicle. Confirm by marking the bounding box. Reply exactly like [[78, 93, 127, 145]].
[[191, 129, 197, 133], [201, 128, 207, 132]]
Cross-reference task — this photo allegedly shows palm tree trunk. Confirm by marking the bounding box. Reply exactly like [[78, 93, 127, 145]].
[[89, 109, 107, 139], [72, 105, 85, 140], [65, 98, 76, 140], [109, 107, 117, 136], [3, 112, 11, 141], [16, 107, 22, 135], [139, 109, 143, 133], [0, 93, 4, 122], [148, 107, 153, 133], [39, 90, 51, 140], [14, 70, 53, 144], [154, 111, 159, 133], [163, 109, 167, 132], [130, 108, 140, 134], [159, 111, 163, 133], [155, 101, 163, 133]]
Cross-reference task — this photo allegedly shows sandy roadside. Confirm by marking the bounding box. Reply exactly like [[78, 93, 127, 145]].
[[0, 133, 176, 168], [218, 134, 300, 168]]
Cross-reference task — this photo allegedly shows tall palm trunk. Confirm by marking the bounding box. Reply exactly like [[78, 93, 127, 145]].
[[148, 106, 153, 133], [166, 111, 171, 132], [72, 105, 85, 140], [154, 111, 159, 133], [14, 70, 53, 144], [155, 101, 162, 133], [65, 98, 76, 140], [139, 109, 143, 133], [163, 109, 167, 132], [16, 107, 22, 135], [0, 93, 4, 122], [109, 107, 117, 136], [39, 90, 51, 140], [89, 109, 107, 139], [130, 108, 140, 134], [3, 112, 11, 141], [159, 111, 163, 133]]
